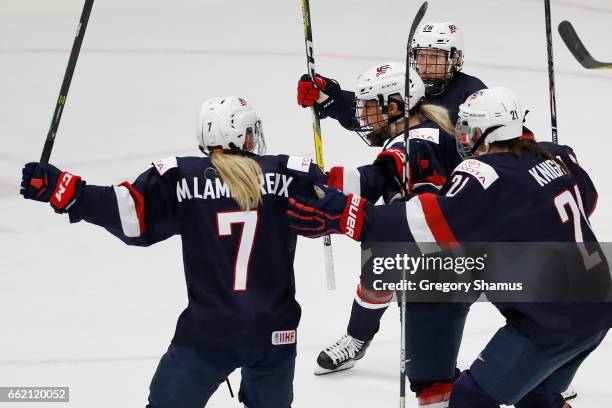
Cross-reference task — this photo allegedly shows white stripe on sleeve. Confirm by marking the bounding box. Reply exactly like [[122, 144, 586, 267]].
[[113, 185, 141, 237], [405, 198, 441, 254], [343, 168, 361, 195]]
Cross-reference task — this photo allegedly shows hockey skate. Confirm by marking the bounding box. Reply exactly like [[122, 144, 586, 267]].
[[561, 384, 577, 401], [314, 333, 371, 375]]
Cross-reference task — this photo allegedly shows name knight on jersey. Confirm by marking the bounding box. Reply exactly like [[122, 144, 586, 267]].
[[176, 172, 293, 202], [528, 158, 568, 187]]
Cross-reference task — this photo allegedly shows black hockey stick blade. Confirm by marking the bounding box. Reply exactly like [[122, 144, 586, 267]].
[[404, 0, 428, 121], [404, 1, 428, 114], [408, 2, 428, 44], [558, 21, 612, 69]]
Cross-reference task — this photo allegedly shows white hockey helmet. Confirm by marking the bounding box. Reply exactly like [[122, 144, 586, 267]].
[[410, 22, 464, 95], [196, 96, 265, 155], [455, 87, 523, 157], [355, 62, 425, 111], [353, 63, 425, 145]]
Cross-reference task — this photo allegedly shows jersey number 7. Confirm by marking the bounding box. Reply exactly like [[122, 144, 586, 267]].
[[217, 211, 259, 291]]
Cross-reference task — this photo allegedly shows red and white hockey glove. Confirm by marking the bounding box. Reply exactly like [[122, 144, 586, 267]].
[[20, 162, 84, 213], [287, 183, 370, 240], [297, 73, 342, 108]]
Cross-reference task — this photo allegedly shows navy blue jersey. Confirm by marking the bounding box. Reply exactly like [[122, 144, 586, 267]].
[[423, 72, 487, 124], [68, 154, 326, 348], [319, 71, 486, 130], [363, 143, 611, 343], [327, 121, 463, 203], [320, 89, 359, 130]]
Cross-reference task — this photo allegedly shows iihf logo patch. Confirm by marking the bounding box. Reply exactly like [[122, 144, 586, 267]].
[[449, 25, 457, 34], [376, 64, 391, 77], [272, 330, 296, 345]]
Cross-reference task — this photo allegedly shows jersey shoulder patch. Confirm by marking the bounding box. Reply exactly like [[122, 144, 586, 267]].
[[408, 127, 440, 144], [286, 156, 312, 173], [152, 157, 178, 176], [453, 159, 499, 190]]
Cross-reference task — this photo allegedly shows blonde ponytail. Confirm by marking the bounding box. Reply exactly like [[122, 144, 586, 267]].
[[419, 104, 456, 136], [210, 151, 263, 210]]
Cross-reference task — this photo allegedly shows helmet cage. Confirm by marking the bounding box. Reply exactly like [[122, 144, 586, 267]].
[[249, 119, 266, 155], [455, 118, 475, 159], [409, 47, 463, 95], [354, 94, 404, 146], [455, 117, 505, 159]]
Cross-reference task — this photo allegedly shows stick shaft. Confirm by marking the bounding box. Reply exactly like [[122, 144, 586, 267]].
[[544, 0, 559, 144], [299, 0, 335, 290], [40, 0, 95, 163], [401, 3, 428, 406]]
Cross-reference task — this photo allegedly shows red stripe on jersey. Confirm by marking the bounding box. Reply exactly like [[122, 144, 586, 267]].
[[356, 283, 393, 304], [327, 167, 344, 190], [119, 181, 146, 235], [419, 193, 458, 248]]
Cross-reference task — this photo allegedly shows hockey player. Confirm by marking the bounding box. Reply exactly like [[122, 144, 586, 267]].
[[297, 22, 486, 136], [297, 22, 485, 392], [20, 96, 326, 408], [287, 87, 610, 408], [314, 62, 471, 407]]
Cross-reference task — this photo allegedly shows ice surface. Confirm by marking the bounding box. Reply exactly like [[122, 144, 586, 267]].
[[2, 0, 611, 406]]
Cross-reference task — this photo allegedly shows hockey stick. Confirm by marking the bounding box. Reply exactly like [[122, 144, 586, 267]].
[[545, 16, 590, 406], [299, 0, 336, 290], [558, 21, 612, 69], [544, 0, 559, 144], [401, 3, 428, 407], [40, 0, 95, 163]]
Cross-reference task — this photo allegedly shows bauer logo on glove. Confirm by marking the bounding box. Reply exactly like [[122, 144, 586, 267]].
[[287, 183, 370, 240]]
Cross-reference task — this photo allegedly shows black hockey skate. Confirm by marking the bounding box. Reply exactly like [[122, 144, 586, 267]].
[[314, 333, 371, 375]]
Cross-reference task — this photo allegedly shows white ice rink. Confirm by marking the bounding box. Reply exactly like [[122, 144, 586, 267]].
[[2, 0, 612, 406]]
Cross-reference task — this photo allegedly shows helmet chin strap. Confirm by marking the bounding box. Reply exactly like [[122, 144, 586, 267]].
[[387, 108, 407, 137], [470, 125, 504, 155], [387, 122, 397, 139], [386, 114, 406, 141]]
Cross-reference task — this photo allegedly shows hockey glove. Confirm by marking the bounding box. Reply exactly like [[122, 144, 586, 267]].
[[297, 73, 342, 110], [20, 162, 84, 213], [376, 146, 448, 195], [287, 183, 370, 241], [374, 147, 405, 190]]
